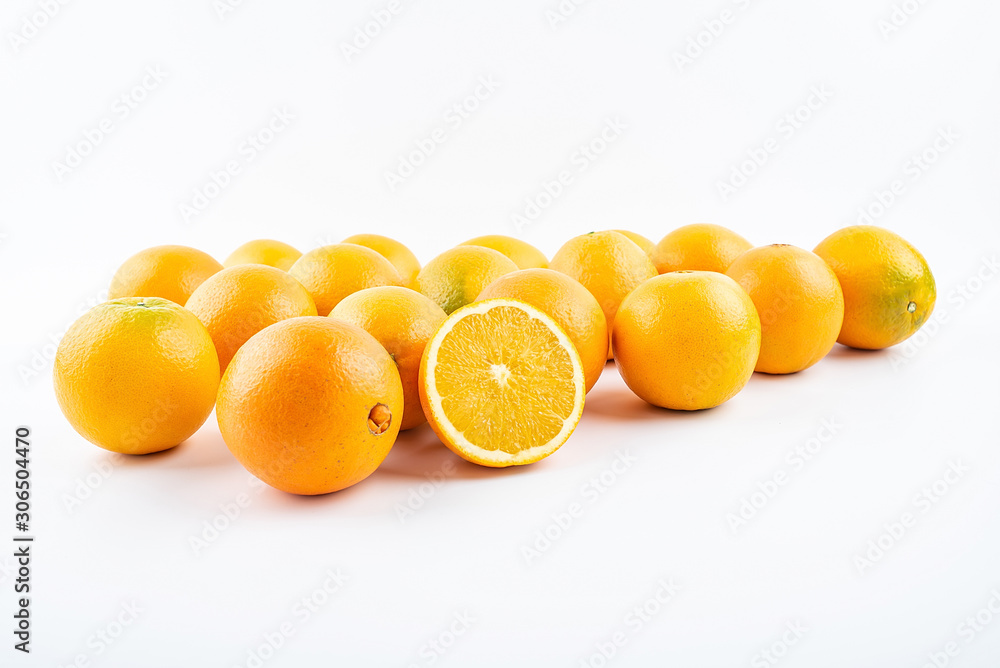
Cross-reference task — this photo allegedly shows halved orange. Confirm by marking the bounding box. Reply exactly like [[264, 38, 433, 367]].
[[418, 299, 585, 467]]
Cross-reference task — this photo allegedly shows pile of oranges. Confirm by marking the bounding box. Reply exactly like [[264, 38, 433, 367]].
[[53, 225, 936, 496]]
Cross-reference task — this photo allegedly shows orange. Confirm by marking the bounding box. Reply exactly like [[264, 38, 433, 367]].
[[611, 230, 655, 256], [612, 272, 761, 410], [549, 230, 657, 358], [288, 243, 403, 315], [217, 317, 403, 495], [185, 265, 318, 373], [53, 298, 219, 455], [477, 268, 608, 392], [415, 245, 518, 314], [343, 234, 421, 289], [650, 224, 752, 274], [330, 287, 447, 430], [813, 225, 936, 350], [419, 299, 585, 467], [726, 245, 844, 374], [223, 239, 302, 271], [461, 235, 548, 269], [109, 245, 223, 306]]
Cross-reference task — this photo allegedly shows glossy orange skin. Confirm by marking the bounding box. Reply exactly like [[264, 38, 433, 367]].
[[549, 230, 657, 359], [814, 226, 936, 350], [54, 298, 220, 454], [650, 224, 752, 274], [185, 265, 317, 373], [288, 244, 403, 315], [330, 287, 447, 430], [217, 317, 403, 495], [477, 269, 608, 393], [727, 245, 844, 374], [343, 234, 422, 289], [223, 239, 302, 271], [612, 272, 761, 410], [109, 245, 223, 306], [611, 230, 655, 256], [461, 235, 548, 269], [416, 245, 518, 314]]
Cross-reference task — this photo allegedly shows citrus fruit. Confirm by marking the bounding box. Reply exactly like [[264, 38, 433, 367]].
[[813, 225, 936, 349], [611, 230, 655, 256], [108, 245, 223, 306], [549, 230, 657, 358], [342, 233, 421, 289], [419, 299, 585, 467], [185, 265, 318, 373], [53, 297, 220, 455], [726, 245, 844, 374], [461, 235, 548, 269], [288, 243, 403, 315], [330, 287, 447, 430], [477, 269, 608, 393], [612, 272, 761, 410], [217, 317, 403, 495], [223, 239, 302, 271], [415, 245, 518, 314], [650, 224, 752, 274]]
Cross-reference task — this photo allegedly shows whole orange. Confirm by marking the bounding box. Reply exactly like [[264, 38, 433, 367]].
[[109, 245, 223, 306], [342, 234, 421, 289], [185, 265, 317, 373], [726, 245, 844, 374], [53, 297, 220, 454], [461, 235, 548, 269], [477, 268, 608, 392], [549, 230, 657, 358], [612, 272, 761, 410], [217, 317, 403, 495], [288, 243, 403, 315], [330, 287, 447, 430], [814, 226, 936, 350], [224, 239, 302, 271], [650, 224, 752, 274], [415, 245, 518, 314]]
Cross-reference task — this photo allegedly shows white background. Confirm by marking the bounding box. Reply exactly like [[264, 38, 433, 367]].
[[2, 0, 999, 666]]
